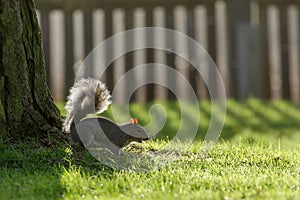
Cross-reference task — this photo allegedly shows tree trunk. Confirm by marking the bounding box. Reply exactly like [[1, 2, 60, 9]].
[[0, 0, 65, 145]]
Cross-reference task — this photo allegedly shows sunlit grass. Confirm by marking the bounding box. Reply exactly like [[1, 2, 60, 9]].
[[1, 99, 300, 199]]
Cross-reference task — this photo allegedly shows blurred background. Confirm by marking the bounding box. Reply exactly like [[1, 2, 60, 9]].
[[35, 0, 300, 103]]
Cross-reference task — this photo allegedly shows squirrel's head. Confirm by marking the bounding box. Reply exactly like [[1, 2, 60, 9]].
[[120, 122, 149, 143]]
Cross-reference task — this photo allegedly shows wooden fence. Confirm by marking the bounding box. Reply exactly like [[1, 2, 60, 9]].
[[35, 0, 300, 102]]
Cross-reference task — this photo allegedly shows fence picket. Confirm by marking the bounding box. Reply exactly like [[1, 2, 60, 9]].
[[64, 11, 74, 98], [280, 6, 290, 99]]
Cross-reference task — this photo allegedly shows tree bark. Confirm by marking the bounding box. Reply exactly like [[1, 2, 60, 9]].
[[0, 0, 64, 145]]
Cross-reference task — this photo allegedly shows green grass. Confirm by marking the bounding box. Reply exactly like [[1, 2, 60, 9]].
[[1, 99, 300, 199]]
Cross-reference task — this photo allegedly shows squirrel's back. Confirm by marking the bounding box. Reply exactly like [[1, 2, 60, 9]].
[[63, 78, 111, 133]]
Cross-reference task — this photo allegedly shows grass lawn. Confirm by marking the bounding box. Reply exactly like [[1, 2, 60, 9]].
[[1, 99, 300, 199]]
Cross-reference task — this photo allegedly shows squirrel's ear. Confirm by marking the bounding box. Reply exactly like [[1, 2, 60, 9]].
[[130, 118, 138, 124]]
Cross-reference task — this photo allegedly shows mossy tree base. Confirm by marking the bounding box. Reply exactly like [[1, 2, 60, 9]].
[[0, 0, 65, 145]]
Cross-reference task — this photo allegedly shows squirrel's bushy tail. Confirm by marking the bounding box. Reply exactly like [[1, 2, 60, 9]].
[[63, 78, 112, 133]]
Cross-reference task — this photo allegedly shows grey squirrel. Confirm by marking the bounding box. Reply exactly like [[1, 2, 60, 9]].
[[63, 78, 148, 153]]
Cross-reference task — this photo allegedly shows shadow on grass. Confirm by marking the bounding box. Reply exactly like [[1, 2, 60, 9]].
[[0, 142, 115, 199]]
